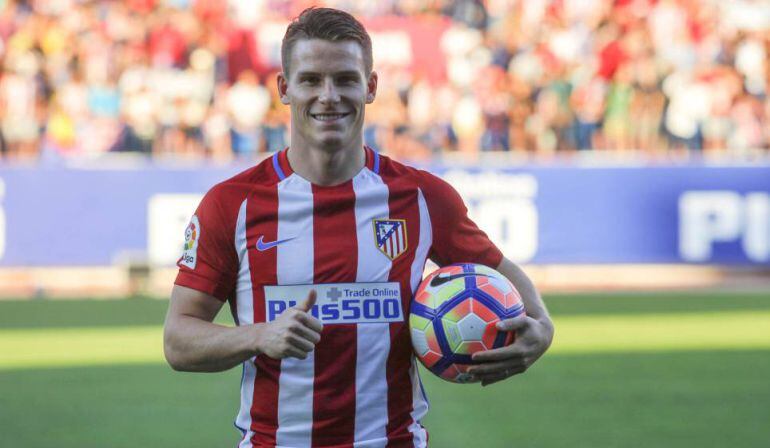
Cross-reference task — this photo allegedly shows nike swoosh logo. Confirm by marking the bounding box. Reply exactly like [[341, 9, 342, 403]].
[[430, 272, 491, 287], [256, 236, 296, 251]]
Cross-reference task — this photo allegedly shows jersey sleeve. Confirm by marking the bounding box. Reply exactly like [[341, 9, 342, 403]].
[[174, 185, 239, 302], [419, 171, 503, 268]]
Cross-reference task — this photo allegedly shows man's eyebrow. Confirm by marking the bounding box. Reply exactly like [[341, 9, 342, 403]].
[[334, 71, 362, 77]]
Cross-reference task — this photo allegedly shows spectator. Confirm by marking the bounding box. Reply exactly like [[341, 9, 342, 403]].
[[226, 70, 270, 157], [603, 63, 634, 150], [0, 51, 42, 161], [630, 56, 665, 153]]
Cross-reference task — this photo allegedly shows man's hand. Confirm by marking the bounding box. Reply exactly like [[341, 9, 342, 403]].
[[467, 314, 554, 386], [256, 290, 324, 360]]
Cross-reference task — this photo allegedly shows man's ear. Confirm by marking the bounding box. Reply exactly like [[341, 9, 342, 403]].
[[277, 72, 290, 105], [366, 71, 378, 104]]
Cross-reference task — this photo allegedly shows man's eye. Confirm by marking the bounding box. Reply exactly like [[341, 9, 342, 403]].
[[301, 77, 320, 84]]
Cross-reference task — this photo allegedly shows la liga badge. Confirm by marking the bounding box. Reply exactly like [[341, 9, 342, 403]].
[[373, 218, 408, 260], [180, 215, 200, 269]]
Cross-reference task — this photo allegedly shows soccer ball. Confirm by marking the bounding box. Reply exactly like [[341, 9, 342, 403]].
[[409, 263, 525, 383]]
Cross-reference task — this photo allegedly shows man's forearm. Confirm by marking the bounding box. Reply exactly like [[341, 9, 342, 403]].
[[497, 257, 554, 330], [164, 316, 260, 372]]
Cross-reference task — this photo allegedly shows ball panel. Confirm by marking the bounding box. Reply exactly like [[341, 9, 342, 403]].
[[410, 328, 431, 357], [469, 298, 499, 323], [482, 321, 501, 349], [455, 340, 487, 355], [505, 289, 524, 309], [479, 282, 507, 307], [441, 319, 463, 352], [432, 279, 466, 308], [441, 298, 471, 323], [437, 365, 458, 382], [414, 289, 434, 307], [456, 312, 487, 342], [409, 313, 432, 331], [421, 349, 443, 368], [441, 265, 466, 276], [424, 321, 442, 354]]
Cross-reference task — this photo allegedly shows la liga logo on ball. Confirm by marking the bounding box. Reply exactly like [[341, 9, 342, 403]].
[[410, 263, 524, 383]]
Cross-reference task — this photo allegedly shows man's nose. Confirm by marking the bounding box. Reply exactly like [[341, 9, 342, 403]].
[[318, 79, 340, 103]]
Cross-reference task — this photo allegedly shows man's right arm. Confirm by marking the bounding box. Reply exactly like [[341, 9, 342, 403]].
[[163, 285, 323, 372]]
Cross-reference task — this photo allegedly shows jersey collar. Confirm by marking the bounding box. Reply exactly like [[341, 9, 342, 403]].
[[272, 146, 380, 181]]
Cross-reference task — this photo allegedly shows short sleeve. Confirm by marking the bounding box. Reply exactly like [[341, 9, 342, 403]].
[[174, 186, 239, 301], [419, 171, 503, 268]]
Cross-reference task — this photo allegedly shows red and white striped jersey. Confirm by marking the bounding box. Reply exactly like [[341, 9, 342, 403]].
[[175, 147, 502, 448]]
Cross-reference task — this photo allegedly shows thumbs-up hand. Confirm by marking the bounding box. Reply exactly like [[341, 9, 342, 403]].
[[255, 290, 324, 360]]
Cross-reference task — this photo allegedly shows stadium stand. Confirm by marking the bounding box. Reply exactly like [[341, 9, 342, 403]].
[[0, 0, 767, 162]]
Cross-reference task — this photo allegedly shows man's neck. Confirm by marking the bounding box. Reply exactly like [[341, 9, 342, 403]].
[[286, 142, 366, 186]]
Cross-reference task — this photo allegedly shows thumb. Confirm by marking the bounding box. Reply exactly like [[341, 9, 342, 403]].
[[496, 314, 529, 332], [296, 289, 317, 312]]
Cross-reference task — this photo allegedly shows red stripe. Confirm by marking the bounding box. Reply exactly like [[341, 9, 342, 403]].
[[393, 229, 399, 255], [384, 179, 421, 446], [364, 146, 375, 171], [245, 183, 282, 446], [311, 182, 358, 447], [278, 148, 295, 177]]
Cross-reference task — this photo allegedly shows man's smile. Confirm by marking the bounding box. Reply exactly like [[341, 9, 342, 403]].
[[311, 112, 351, 122]]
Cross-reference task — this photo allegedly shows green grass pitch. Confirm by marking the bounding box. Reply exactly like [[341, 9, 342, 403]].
[[1, 291, 769, 447]]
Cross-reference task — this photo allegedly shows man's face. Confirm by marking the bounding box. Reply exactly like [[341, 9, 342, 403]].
[[278, 39, 377, 152]]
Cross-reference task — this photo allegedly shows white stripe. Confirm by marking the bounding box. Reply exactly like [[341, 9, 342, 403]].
[[407, 360, 429, 447], [276, 175, 315, 448], [407, 188, 432, 446], [352, 169, 392, 447], [235, 199, 253, 326], [234, 199, 256, 447], [237, 364, 257, 448]]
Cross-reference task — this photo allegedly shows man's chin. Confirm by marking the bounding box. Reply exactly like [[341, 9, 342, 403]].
[[314, 134, 347, 151]]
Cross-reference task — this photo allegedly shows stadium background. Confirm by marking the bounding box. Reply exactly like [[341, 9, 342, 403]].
[[1, 0, 769, 447]]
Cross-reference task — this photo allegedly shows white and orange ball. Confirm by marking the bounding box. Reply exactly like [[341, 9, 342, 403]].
[[409, 263, 524, 383]]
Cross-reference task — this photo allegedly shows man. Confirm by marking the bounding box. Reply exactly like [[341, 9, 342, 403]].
[[164, 7, 553, 448]]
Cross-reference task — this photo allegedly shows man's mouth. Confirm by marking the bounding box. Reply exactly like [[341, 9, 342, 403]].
[[311, 112, 350, 122]]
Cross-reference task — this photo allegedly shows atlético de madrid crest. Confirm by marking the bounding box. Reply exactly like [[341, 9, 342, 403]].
[[373, 218, 408, 260]]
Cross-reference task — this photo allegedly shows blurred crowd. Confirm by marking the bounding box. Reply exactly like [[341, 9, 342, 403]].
[[0, 0, 769, 163]]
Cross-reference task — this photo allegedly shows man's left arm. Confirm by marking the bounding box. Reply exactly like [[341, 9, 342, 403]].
[[468, 257, 555, 386]]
